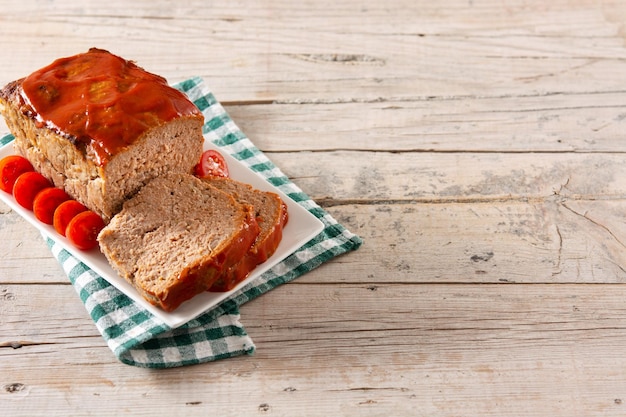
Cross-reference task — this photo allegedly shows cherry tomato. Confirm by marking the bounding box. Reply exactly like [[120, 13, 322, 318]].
[[13, 171, 52, 210], [33, 187, 71, 225], [53, 200, 87, 236], [66, 210, 105, 251], [194, 150, 229, 178], [0, 155, 34, 193]]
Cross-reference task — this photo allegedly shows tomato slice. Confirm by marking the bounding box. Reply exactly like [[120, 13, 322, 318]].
[[33, 187, 71, 225], [66, 210, 105, 251], [194, 150, 229, 178], [53, 200, 88, 236], [13, 171, 52, 210], [0, 155, 34, 193]]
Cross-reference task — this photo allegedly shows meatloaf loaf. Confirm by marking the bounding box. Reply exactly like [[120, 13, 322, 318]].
[[0, 48, 204, 222], [97, 173, 261, 312]]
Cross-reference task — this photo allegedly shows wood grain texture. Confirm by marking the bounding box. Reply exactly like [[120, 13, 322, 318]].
[[3, 283, 626, 416], [2, 0, 626, 416]]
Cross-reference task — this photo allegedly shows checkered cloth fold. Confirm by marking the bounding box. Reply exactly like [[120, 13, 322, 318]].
[[0, 77, 362, 368]]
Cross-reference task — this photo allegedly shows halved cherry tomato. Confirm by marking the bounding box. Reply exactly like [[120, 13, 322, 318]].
[[194, 150, 229, 178], [66, 210, 105, 251], [53, 200, 87, 236], [0, 155, 34, 193], [33, 187, 71, 225], [13, 171, 52, 210]]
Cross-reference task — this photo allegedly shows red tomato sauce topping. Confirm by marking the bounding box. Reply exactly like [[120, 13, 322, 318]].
[[19, 48, 201, 166]]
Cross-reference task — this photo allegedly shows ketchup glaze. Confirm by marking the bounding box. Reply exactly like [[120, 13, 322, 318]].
[[19, 48, 202, 166]]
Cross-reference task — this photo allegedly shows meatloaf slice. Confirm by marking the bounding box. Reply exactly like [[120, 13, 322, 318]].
[[201, 176, 289, 291], [97, 173, 260, 312], [0, 48, 204, 223]]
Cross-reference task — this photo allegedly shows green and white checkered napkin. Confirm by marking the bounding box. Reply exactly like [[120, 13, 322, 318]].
[[0, 77, 362, 368]]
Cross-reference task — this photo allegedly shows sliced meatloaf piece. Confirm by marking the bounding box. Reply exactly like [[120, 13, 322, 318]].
[[0, 48, 204, 223], [202, 176, 289, 291], [97, 173, 260, 312]]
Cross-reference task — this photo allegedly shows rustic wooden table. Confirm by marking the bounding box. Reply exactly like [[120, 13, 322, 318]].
[[3, 1, 626, 415]]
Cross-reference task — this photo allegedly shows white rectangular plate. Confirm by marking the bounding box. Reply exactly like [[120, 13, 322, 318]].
[[0, 139, 325, 328]]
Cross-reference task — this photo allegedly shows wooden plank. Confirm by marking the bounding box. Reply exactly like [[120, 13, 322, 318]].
[[224, 95, 626, 153], [320, 200, 626, 284], [4, 199, 626, 285], [3, 282, 626, 416], [270, 151, 626, 203], [0, 0, 625, 104], [5, 109, 626, 204]]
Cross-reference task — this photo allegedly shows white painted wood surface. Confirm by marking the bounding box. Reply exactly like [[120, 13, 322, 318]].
[[3, 0, 626, 415]]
